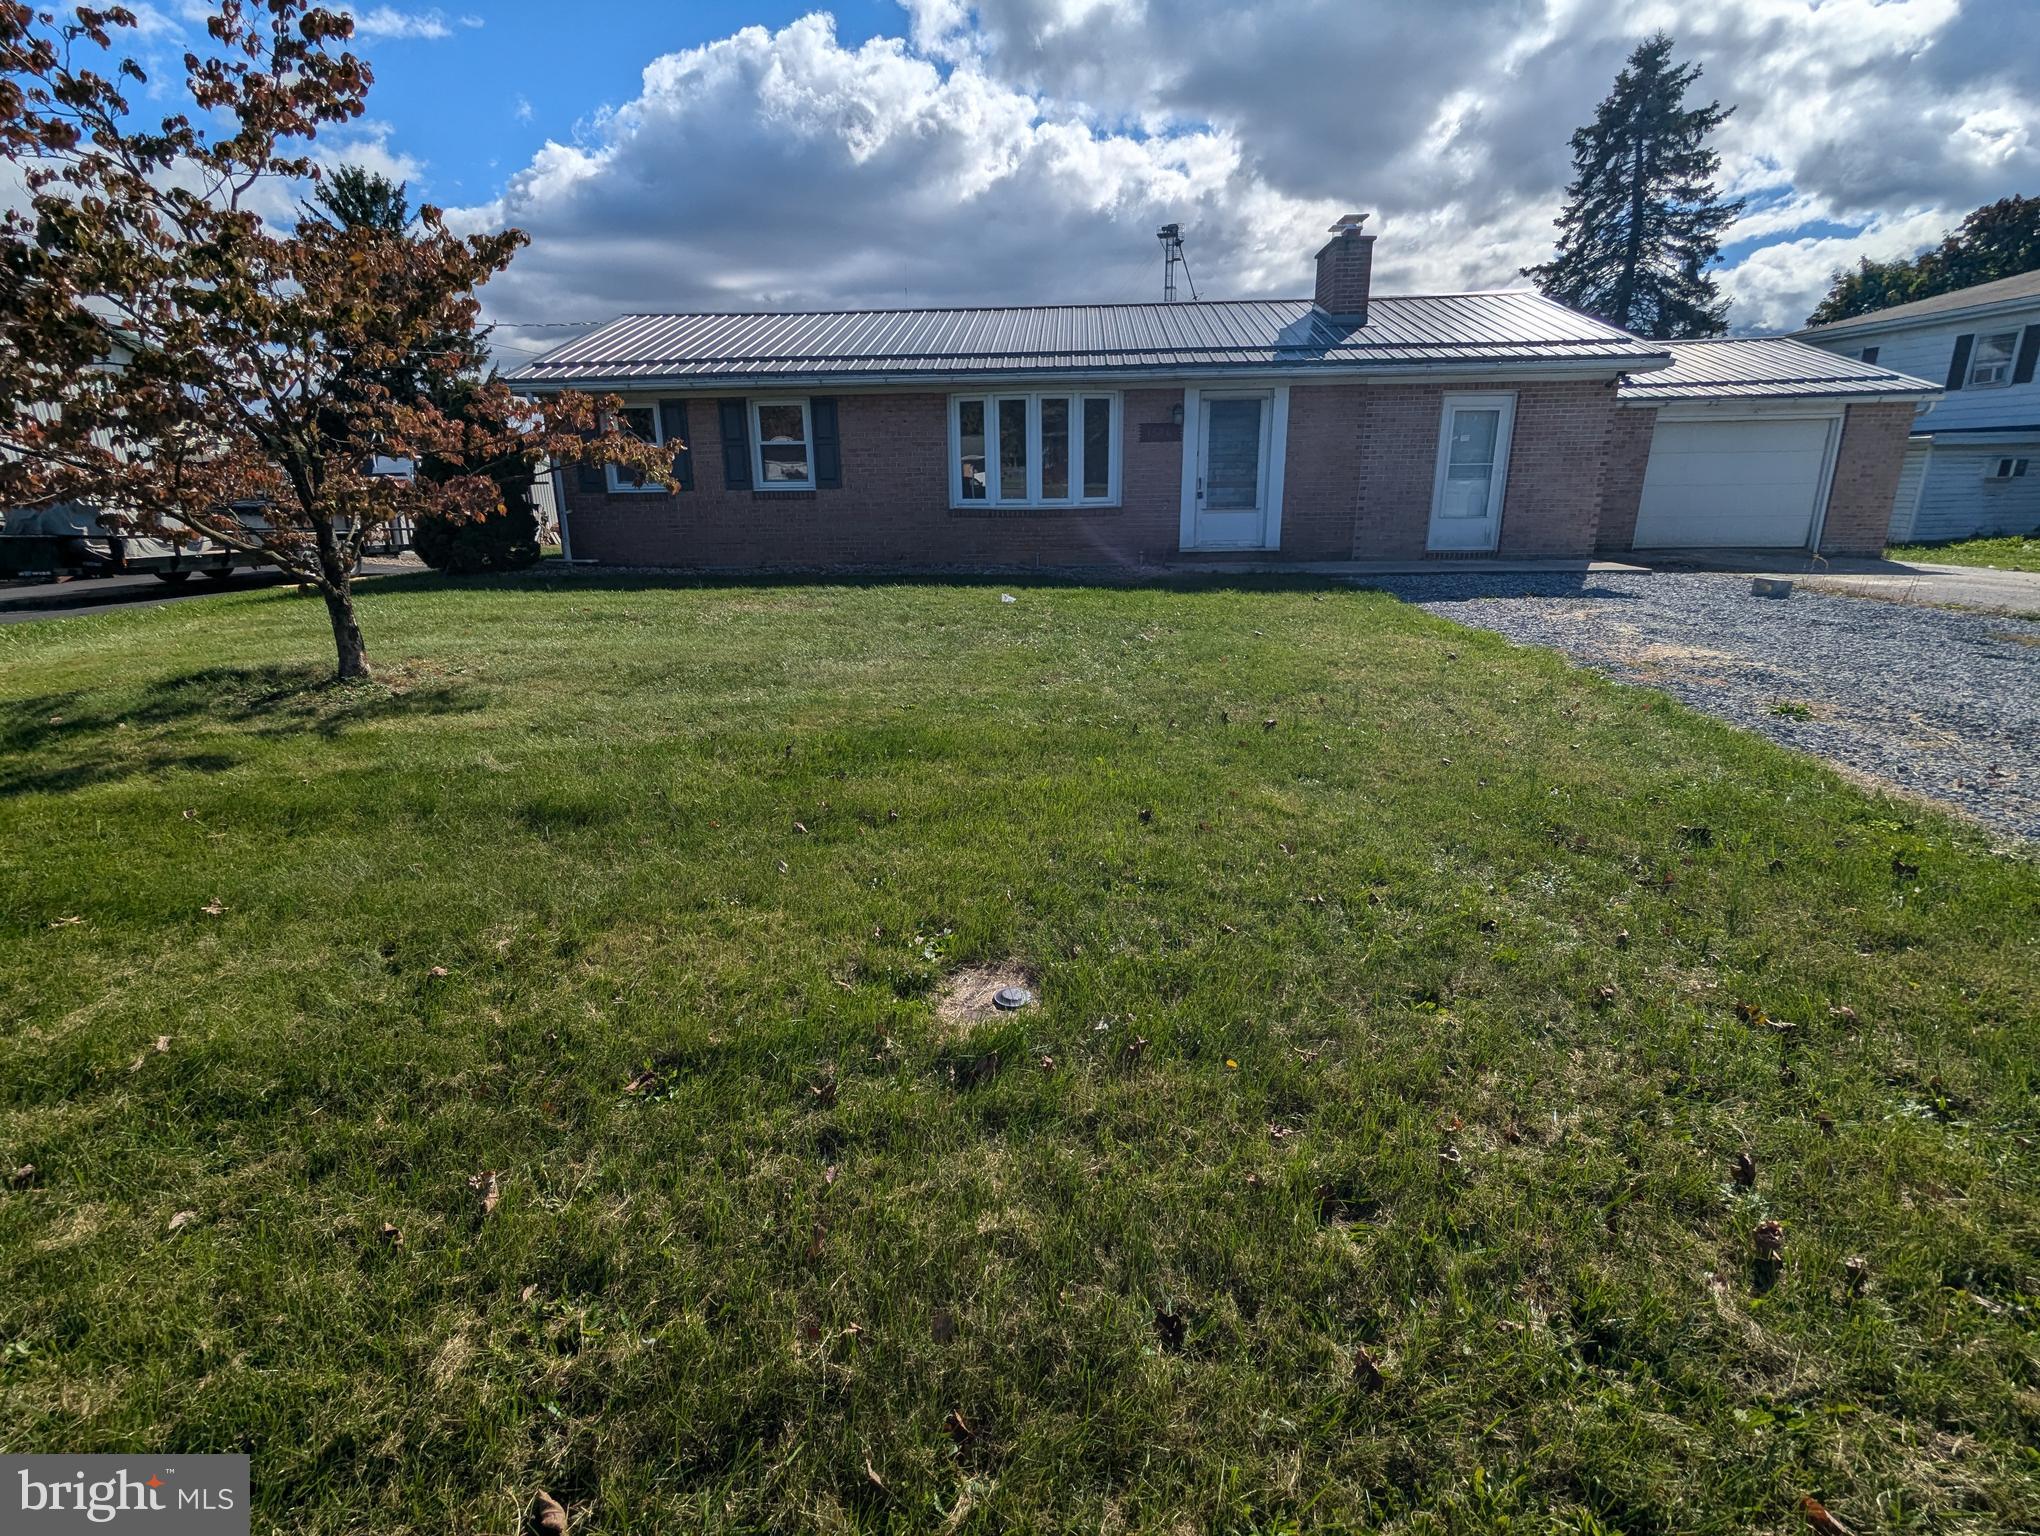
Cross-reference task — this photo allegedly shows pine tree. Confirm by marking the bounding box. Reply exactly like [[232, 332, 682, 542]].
[[1524, 34, 1744, 338]]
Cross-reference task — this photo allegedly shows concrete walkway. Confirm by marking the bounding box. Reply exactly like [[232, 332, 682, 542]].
[[1639, 551, 2040, 619]]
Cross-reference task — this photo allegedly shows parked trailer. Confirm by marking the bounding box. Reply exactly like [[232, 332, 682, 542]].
[[0, 502, 272, 584]]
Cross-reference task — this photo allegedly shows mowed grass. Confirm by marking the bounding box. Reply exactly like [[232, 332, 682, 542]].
[[1888, 533, 2040, 572], [1, 574, 2036, 1535]]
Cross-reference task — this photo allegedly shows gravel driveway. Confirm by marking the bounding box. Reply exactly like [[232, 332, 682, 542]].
[[1377, 571, 2040, 844]]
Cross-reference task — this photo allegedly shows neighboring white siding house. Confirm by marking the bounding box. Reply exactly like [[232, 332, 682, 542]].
[[1798, 269, 2040, 543]]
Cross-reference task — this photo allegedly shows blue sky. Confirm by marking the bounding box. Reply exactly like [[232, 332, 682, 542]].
[[355, 3, 901, 211], [120, 1, 2040, 345]]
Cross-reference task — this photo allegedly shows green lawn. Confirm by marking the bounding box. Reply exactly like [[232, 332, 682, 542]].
[[2, 574, 2036, 1534], [1888, 533, 2040, 572]]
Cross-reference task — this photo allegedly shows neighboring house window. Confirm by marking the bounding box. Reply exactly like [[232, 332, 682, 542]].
[[1987, 457, 2030, 480], [1855, 346, 1879, 364], [605, 406, 664, 493], [750, 399, 814, 489], [949, 392, 1119, 507], [1968, 331, 2019, 387]]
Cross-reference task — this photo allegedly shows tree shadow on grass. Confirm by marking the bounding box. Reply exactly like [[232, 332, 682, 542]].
[[0, 661, 481, 797]]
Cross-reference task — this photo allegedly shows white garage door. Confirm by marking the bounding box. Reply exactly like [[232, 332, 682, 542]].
[[1633, 416, 1837, 548]]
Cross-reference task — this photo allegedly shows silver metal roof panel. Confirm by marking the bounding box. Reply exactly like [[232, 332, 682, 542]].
[[505, 291, 1669, 387], [1617, 337, 1939, 402]]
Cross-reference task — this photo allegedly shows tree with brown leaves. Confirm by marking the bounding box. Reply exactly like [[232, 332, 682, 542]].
[[0, 2, 666, 679]]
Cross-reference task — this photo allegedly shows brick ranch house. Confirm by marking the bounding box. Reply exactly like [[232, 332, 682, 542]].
[[508, 218, 1938, 570]]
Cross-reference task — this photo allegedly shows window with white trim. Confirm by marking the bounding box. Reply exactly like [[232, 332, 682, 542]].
[[1968, 331, 2019, 388], [606, 405, 664, 494], [1987, 457, 2030, 481], [751, 399, 814, 489], [950, 392, 1119, 507]]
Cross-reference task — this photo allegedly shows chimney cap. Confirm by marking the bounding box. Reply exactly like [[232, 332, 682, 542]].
[[1327, 212, 1370, 234]]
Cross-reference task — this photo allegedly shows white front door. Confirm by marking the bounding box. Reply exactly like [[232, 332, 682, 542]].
[[1193, 393, 1272, 549], [1426, 393, 1517, 552]]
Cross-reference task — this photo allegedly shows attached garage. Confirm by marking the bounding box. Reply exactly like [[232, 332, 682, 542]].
[[1614, 338, 1939, 557], [1632, 413, 1840, 549]]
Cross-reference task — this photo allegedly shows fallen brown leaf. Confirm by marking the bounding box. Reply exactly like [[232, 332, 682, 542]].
[[1732, 1152, 1757, 1188], [427, 965, 449, 979], [943, 1409, 974, 1449], [1754, 1219, 1785, 1261], [1800, 1495, 1852, 1536], [470, 1170, 501, 1217], [1353, 1343, 1385, 1391], [531, 1489, 569, 1536], [48, 915, 84, 928], [167, 1209, 198, 1233], [379, 1221, 403, 1248], [200, 898, 226, 917], [9, 1164, 37, 1189]]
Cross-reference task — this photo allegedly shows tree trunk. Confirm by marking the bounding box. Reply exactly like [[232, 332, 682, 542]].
[[321, 577, 371, 681]]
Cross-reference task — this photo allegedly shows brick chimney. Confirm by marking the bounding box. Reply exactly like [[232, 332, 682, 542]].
[[1314, 213, 1375, 322]]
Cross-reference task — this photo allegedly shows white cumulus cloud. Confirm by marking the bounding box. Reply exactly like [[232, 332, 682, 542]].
[[449, 1, 2040, 339]]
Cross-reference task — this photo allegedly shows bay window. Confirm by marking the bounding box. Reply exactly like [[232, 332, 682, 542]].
[[950, 391, 1119, 508]]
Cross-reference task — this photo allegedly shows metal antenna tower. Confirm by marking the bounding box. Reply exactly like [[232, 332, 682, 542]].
[[1157, 222, 1199, 302]]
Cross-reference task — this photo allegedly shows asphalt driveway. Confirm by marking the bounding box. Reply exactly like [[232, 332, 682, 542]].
[[1379, 570, 2040, 844]]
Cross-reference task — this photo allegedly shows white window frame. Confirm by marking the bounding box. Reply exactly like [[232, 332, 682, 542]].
[[948, 391, 1121, 509], [605, 404, 667, 495], [1986, 457, 2030, 481], [749, 397, 815, 491], [1968, 331, 2019, 388]]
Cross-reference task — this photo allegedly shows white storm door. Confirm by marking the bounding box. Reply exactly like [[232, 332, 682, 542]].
[[1193, 393, 1271, 549], [1426, 393, 1516, 552]]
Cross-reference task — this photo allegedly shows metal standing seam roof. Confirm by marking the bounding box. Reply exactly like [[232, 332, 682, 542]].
[[1616, 337, 1940, 403], [504, 291, 1671, 387]]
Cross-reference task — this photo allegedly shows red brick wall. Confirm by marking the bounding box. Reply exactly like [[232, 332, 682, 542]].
[[1597, 404, 1658, 552], [1283, 378, 1623, 560], [1818, 401, 1916, 557], [1593, 399, 1916, 557], [562, 388, 1185, 571], [1278, 384, 1368, 558], [562, 378, 1625, 568]]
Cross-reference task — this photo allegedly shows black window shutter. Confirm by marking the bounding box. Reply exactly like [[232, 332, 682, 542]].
[[658, 399, 692, 490], [1859, 346, 1879, 365], [573, 427, 606, 495], [1945, 333, 1973, 391], [811, 397, 841, 489], [2013, 326, 2040, 385], [718, 398, 752, 489]]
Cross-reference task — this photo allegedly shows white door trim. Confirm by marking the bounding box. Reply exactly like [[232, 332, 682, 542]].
[[1180, 387, 1288, 551], [1426, 391, 1517, 552], [1264, 383, 1290, 552], [1801, 414, 1847, 554]]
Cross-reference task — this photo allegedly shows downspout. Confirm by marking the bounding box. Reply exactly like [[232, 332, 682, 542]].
[[549, 457, 575, 564]]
